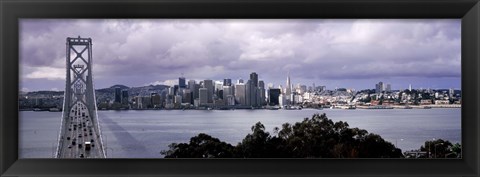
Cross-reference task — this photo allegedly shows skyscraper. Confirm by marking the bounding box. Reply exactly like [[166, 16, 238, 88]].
[[223, 79, 232, 86], [245, 80, 252, 106], [258, 80, 265, 106], [386, 84, 392, 92], [203, 80, 214, 103], [187, 80, 195, 90], [199, 88, 208, 105], [286, 72, 292, 96], [250, 72, 258, 87], [121, 90, 129, 105], [179, 77, 186, 88], [235, 83, 246, 106], [268, 88, 281, 106], [375, 82, 384, 93], [114, 87, 121, 103]]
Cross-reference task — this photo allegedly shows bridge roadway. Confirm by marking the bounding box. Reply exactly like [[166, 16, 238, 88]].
[[58, 102, 104, 158]]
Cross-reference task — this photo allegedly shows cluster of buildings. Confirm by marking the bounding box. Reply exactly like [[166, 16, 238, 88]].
[[96, 76, 464, 110], [18, 75, 462, 111], [114, 72, 312, 110]]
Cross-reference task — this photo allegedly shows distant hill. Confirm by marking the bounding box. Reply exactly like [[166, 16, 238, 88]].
[[109, 84, 130, 90]]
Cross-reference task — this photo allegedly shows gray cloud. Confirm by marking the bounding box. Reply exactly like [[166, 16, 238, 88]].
[[20, 19, 460, 91]]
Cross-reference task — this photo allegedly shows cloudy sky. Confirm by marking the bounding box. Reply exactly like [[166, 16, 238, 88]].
[[20, 19, 461, 92]]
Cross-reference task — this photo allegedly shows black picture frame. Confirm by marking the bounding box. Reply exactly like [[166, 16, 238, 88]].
[[1, 0, 479, 176]]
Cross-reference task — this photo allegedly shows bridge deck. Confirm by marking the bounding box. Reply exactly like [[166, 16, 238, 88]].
[[58, 102, 104, 158]]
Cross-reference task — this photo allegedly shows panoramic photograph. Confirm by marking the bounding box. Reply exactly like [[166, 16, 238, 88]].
[[19, 19, 461, 158]]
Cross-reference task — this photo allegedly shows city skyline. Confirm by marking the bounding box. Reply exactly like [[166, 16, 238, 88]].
[[20, 19, 461, 92]]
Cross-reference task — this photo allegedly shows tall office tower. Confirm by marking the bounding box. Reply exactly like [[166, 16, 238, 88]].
[[218, 90, 224, 99], [168, 86, 174, 95], [121, 90, 129, 105], [449, 88, 455, 98], [215, 82, 223, 99], [256, 87, 263, 106], [409, 84, 412, 91], [193, 83, 200, 100], [386, 84, 392, 92], [136, 96, 143, 109], [258, 80, 265, 106], [245, 80, 251, 106], [246, 80, 258, 106], [279, 94, 286, 107], [268, 88, 281, 106], [199, 88, 208, 105], [182, 89, 192, 104], [151, 93, 161, 108], [237, 79, 244, 84], [187, 80, 195, 90], [179, 77, 186, 88], [203, 80, 214, 103], [173, 85, 179, 95], [223, 79, 232, 86], [250, 72, 258, 87], [223, 86, 233, 100], [375, 81, 384, 93], [174, 95, 182, 108], [114, 87, 121, 103], [286, 72, 292, 96], [235, 83, 246, 106], [142, 95, 153, 108]]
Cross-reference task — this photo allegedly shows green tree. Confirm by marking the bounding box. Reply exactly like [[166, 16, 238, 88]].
[[161, 133, 235, 158], [420, 139, 454, 158], [162, 113, 403, 158]]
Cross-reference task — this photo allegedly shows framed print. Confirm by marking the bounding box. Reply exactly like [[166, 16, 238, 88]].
[[1, 0, 479, 176]]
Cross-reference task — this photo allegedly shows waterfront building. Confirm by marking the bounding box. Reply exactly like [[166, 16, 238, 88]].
[[237, 79, 244, 84], [151, 93, 161, 108], [376, 82, 384, 93], [173, 85, 179, 95], [203, 80, 214, 103], [250, 72, 258, 87], [449, 88, 455, 98], [268, 88, 281, 106], [226, 95, 235, 106], [168, 86, 174, 96], [136, 96, 143, 109], [386, 84, 392, 92], [182, 89, 192, 104], [235, 83, 246, 106], [279, 94, 286, 107], [258, 80, 266, 106], [223, 86, 233, 101], [199, 88, 208, 106], [114, 87, 121, 103], [121, 90, 129, 105], [142, 95, 152, 109], [174, 95, 182, 108]]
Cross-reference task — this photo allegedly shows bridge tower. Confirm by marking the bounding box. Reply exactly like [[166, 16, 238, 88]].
[[56, 36, 106, 158]]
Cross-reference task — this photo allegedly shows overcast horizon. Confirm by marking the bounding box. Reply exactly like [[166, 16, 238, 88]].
[[20, 19, 461, 92]]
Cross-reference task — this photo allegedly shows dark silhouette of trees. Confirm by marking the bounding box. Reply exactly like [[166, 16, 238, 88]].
[[161, 133, 235, 158], [162, 113, 403, 158], [419, 139, 460, 158]]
